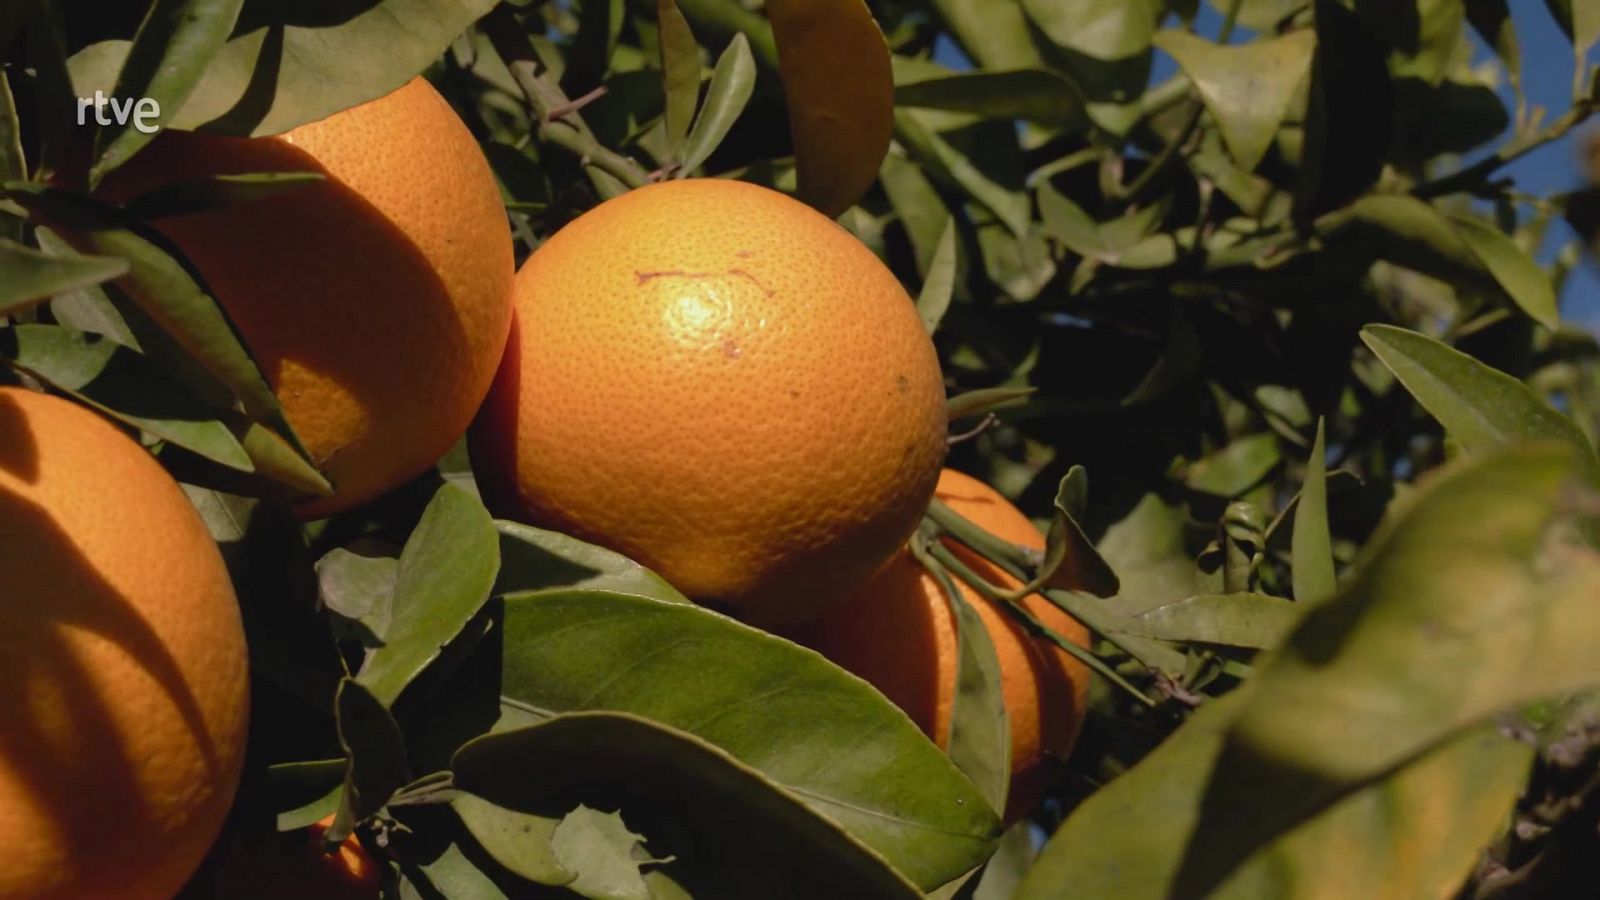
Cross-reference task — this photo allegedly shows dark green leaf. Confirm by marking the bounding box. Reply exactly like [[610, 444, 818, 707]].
[[493, 591, 1001, 890], [21, 0, 77, 179], [450, 793, 574, 887], [1038, 182, 1168, 263], [1465, 0, 1519, 89], [68, 0, 500, 136], [333, 677, 410, 837], [1044, 466, 1121, 597], [880, 150, 953, 277], [565, 0, 626, 94], [270, 758, 347, 831], [0, 71, 24, 185], [494, 519, 686, 604], [893, 68, 1087, 129], [1361, 324, 1600, 484], [0, 323, 252, 472], [357, 483, 500, 707], [1098, 493, 1222, 616], [657, 0, 701, 161], [1153, 29, 1318, 172], [769, 0, 895, 217], [89, 0, 246, 184], [452, 712, 924, 898], [680, 33, 755, 173], [4, 183, 316, 468], [917, 217, 958, 335], [0, 239, 129, 314], [1112, 592, 1299, 648], [1290, 418, 1335, 603]]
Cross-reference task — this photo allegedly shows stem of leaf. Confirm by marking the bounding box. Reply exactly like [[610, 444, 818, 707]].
[[924, 540, 1158, 707]]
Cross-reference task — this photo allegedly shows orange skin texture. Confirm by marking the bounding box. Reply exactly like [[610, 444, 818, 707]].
[[97, 77, 514, 517], [471, 179, 947, 626], [805, 469, 1092, 822], [204, 815, 380, 900], [0, 388, 249, 900]]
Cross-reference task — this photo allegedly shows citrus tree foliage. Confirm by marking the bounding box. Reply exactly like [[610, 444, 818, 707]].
[[6, 0, 1600, 896]]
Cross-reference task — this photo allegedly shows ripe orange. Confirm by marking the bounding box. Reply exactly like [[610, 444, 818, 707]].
[[471, 179, 946, 626], [0, 387, 249, 900], [97, 77, 514, 517], [202, 814, 381, 899], [804, 469, 1092, 822]]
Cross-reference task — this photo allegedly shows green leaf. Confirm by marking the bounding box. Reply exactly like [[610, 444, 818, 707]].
[[20, 0, 77, 180], [893, 68, 1088, 129], [269, 758, 346, 831], [1044, 466, 1121, 598], [4, 183, 316, 468], [0, 323, 252, 472], [1161, 443, 1600, 896], [1290, 418, 1335, 603], [680, 33, 755, 174], [316, 547, 400, 641], [332, 678, 410, 837], [880, 150, 952, 277], [946, 386, 1036, 420], [1038, 182, 1168, 263], [1367, 0, 1467, 85], [657, 0, 701, 161], [1450, 212, 1560, 329], [68, 0, 499, 136], [565, 0, 626, 94], [0, 238, 129, 314], [1206, 0, 1310, 29], [1153, 29, 1318, 172], [450, 792, 575, 887], [1018, 0, 1161, 135], [923, 552, 1010, 818], [1184, 432, 1281, 496], [1098, 493, 1221, 616], [928, 0, 1045, 70], [452, 712, 924, 898], [1112, 592, 1300, 649], [357, 483, 500, 707], [1361, 324, 1600, 484], [89, 0, 246, 185], [550, 806, 654, 900], [916, 217, 958, 335], [1017, 692, 1533, 899], [493, 591, 1001, 890], [120, 172, 325, 219], [0, 71, 25, 186], [494, 519, 687, 604], [1465, 0, 1520, 90], [768, 0, 895, 217]]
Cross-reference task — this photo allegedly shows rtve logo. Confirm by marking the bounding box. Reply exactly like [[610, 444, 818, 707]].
[[77, 92, 161, 134]]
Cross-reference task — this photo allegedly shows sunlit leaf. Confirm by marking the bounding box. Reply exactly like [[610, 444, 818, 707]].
[[492, 590, 1001, 890], [357, 483, 500, 707], [917, 217, 958, 334], [680, 33, 755, 173], [1450, 212, 1560, 329], [658, 0, 701, 161]]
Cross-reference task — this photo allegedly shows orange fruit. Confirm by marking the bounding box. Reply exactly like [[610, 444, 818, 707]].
[[203, 814, 381, 899], [0, 387, 249, 900], [471, 179, 946, 626], [804, 468, 1091, 822], [96, 77, 514, 517]]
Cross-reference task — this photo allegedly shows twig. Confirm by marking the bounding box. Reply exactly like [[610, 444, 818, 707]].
[[547, 85, 609, 121], [479, 8, 650, 192], [1414, 99, 1599, 200]]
